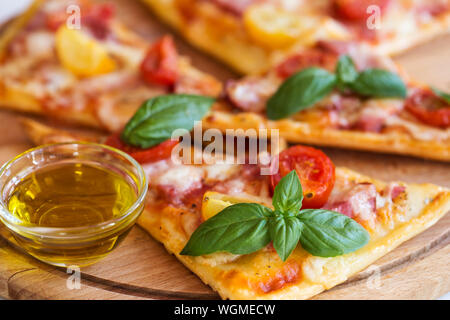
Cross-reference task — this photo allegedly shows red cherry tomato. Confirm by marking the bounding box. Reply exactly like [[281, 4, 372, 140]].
[[333, 0, 390, 21], [405, 89, 450, 128], [276, 49, 338, 78], [105, 133, 178, 164], [140, 35, 179, 87], [271, 145, 335, 209]]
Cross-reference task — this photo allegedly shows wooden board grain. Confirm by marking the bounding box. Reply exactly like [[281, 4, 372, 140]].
[[0, 0, 449, 300]]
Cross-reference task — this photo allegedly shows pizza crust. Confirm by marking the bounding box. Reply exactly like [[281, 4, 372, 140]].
[[141, 0, 450, 75], [203, 110, 450, 162], [137, 167, 450, 299], [0, 0, 221, 131]]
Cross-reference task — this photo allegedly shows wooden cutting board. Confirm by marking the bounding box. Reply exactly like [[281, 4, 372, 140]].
[[0, 0, 449, 300]]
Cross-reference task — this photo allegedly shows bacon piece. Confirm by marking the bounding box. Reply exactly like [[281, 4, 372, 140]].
[[353, 115, 385, 132], [323, 183, 377, 220], [351, 99, 404, 132], [317, 40, 399, 71], [382, 183, 406, 201], [45, 3, 115, 39], [390, 185, 406, 200], [226, 75, 280, 112], [316, 40, 356, 56]]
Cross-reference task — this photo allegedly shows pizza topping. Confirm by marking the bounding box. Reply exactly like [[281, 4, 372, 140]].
[[257, 260, 301, 293], [351, 98, 404, 132], [55, 26, 116, 77], [157, 166, 205, 194], [405, 88, 450, 128], [267, 67, 337, 120], [105, 133, 178, 164], [244, 4, 316, 48], [181, 170, 369, 261], [81, 3, 115, 40], [382, 183, 406, 201], [384, 116, 450, 141], [174, 58, 223, 97], [323, 183, 377, 221], [46, 3, 115, 40], [120, 94, 215, 148], [266, 55, 406, 120], [276, 49, 339, 78], [349, 68, 407, 98], [270, 146, 335, 209], [333, 0, 391, 21], [226, 75, 281, 113], [201, 191, 271, 221], [140, 36, 179, 87]]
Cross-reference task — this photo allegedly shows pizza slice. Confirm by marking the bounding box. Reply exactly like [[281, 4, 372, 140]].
[[202, 41, 450, 161], [141, 0, 450, 74], [0, 0, 222, 131], [21, 105, 450, 300]]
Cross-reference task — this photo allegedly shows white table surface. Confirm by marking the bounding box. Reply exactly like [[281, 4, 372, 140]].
[[0, 0, 448, 301]]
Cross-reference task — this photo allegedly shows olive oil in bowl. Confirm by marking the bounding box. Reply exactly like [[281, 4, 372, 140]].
[[0, 143, 146, 267], [8, 163, 136, 228]]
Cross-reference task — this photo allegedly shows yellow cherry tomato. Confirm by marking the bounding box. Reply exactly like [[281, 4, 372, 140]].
[[201, 191, 272, 221], [55, 26, 116, 77], [244, 5, 314, 49]]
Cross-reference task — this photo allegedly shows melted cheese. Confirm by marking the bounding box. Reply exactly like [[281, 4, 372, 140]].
[[386, 116, 450, 141]]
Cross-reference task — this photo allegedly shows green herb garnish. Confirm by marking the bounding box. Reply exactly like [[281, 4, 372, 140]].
[[267, 55, 407, 120], [121, 94, 215, 148], [180, 171, 369, 261]]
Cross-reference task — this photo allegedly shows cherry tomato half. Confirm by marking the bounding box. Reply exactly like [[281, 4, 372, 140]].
[[105, 133, 178, 164], [333, 0, 390, 21], [140, 35, 179, 87], [271, 145, 335, 209], [405, 89, 450, 128]]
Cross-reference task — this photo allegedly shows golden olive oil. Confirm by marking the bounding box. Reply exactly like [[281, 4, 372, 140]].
[[8, 163, 137, 227], [7, 162, 140, 266]]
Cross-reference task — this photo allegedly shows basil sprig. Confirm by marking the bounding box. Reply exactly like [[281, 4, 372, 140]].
[[180, 171, 369, 261], [121, 94, 215, 148], [266, 55, 407, 120], [267, 68, 337, 120]]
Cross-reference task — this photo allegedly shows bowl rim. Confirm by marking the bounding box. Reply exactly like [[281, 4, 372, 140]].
[[0, 141, 147, 240]]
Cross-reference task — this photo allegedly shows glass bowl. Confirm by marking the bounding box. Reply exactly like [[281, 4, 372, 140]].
[[0, 142, 147, 267]]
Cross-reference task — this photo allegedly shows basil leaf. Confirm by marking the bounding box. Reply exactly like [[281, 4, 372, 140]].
[[432, 87, 450, 104], [297, 209, 370, 257], [267, 67, 337, 120], [350, 69, 406, 98], [180, 203, 272, 256], [269, 216, 302, 261], [336, 55, 358, 87], [272, 170, 303, 214], [121, 94, 215, 148]]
